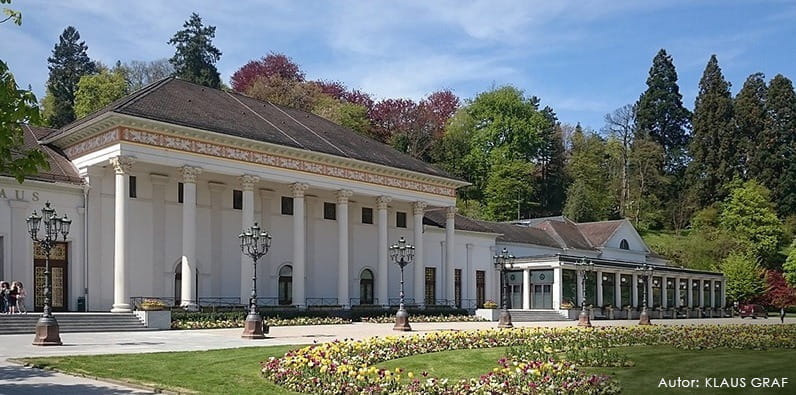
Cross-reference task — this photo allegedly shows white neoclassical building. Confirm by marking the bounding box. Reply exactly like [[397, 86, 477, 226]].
[[0, 78, 725, 317]]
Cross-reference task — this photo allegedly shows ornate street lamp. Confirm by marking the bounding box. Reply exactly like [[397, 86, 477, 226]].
[[636, 264, 654, 325], [26, 201, 71, 346], [389, 237, 415, 331], [493, 247, 515, 328], [239, 222, 272, 339], [574, 258, 595, 327]]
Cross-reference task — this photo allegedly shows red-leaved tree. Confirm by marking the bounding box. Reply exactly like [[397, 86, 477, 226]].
[[231, 52, 304, 92], [756, 270, 796, 308]]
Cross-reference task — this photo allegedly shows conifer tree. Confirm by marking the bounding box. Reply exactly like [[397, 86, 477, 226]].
[[46, 26, 96, 127], [735, 73, 767, 178], [762, 75, 796, 216], [635, 49, 691, 174], [168, 13, 222, 88], [689, 55, 735, 206]]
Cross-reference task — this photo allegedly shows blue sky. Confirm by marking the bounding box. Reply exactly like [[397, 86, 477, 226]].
[[2, 0, 795, 130]]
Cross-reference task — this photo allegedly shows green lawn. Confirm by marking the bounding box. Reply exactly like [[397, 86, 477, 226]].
[[20, 345, 794, 394]]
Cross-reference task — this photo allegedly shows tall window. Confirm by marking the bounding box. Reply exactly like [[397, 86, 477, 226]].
[[178, 182, 184, 203], [323, 202, 336, 220], [703, 281, 711, 307], [361, 207, 373, 224], [652, 276, 662, 307], [619, 239, 629, 250], [666, 278, 675, 307], [359, 269, 374, 305], [692, 280, 700, 307], [233, 190, 243, 210], [424, 267, 436, 305], [714, 282, 722, 308], [620, 274, 632, 307], [602, 273, 615, 307], [278, 265, 293, 305], [396, 211, 407, 228], [129, 176, 137, 198], [281, 196, 294, 215], [562, 269, 577, 306], [679, 279, 688, 307], [454, 269, 462, 308], [476, 270, 485, 308], [584, 272, 597, 306]]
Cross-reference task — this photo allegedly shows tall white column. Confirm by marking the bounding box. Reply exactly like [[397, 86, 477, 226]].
[[674, 277, 681, 308], [699, 279, 705, 307], [110, 156, 135, 313], [710, 279, 716, 308], [522, 269, 530, 309], [647, 276, 654, 307], [615, 272, 622, 307], [576, 271, 584, 306], [337, 190, 353, 307], [180, 166, 202, 310], [413, 201, 426, 305], [631, 273, 639, 307], [688, 279, 694, 308], [465, 243, 473, 307], [721, 279, 727, 307], [596, 270, 604, 307], [552, 266, 562, 310], [661, 276, 668, 308], [445, 206, 456, 304], [292, 183, 309, 307], [376, 196, 391, 306], [150, 174, 169, 299], [239, 175, 259, 306]]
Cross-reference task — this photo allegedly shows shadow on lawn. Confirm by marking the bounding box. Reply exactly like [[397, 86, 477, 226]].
[[0, 365, 143, 394]]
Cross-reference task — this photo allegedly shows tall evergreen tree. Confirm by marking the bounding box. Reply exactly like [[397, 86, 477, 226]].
[[46, 26, 96, 127], [735, 73, 767, 178], [688, 55, 735, 206], [762, 75, 796, 216], [533, 109, 568, 217], [168, 13, 222, 88], [635, 49, 691, 174]]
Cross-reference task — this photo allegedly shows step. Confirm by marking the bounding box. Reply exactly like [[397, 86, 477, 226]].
[[0, 312, 150, 334]]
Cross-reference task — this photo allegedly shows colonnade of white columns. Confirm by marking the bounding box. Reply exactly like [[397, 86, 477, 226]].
[[110, 156, 134, 313]]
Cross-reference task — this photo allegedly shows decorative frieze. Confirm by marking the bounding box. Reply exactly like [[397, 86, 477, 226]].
[[63, 127, 457, 197]]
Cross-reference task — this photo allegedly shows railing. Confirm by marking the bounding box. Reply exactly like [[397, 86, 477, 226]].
[[254, 297, 281, 307], [458, 299, 479, 310], [198, 297, 242, 307], [349, 298, 380, 307], [426, 299, 454, 308], [388, 298, 417, 306], [306, 298, 340, 307]]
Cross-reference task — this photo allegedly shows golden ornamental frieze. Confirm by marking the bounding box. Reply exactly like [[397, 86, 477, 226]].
[[63, 127, 456, 197]]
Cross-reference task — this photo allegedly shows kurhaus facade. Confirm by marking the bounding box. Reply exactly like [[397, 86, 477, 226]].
[[1, 78, 725, 316]]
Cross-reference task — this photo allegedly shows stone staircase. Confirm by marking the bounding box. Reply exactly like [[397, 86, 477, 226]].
[[508, 309, 570, 322], [0, 313, 153, 334]]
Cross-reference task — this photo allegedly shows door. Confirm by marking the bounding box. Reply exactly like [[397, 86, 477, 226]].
[[532, 284, 553, 309], [33, 242, 68, 312], [424, 267, 436, 305], [475, 271, 485, 308]]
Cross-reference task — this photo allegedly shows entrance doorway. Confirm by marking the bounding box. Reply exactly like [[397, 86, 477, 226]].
[[532, 284, 553, 309], [34, 241, 68, 312]]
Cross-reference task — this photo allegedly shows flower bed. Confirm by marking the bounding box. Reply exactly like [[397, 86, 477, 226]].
[[361, 314, 486, 324], [171, 316, 351, 329], [261, 324, 796, 394]]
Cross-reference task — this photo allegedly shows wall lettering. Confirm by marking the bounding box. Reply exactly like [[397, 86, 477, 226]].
[[0, 188, 42, 202]]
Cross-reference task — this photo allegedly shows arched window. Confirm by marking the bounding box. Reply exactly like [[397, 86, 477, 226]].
[[360, 269, 374, 305], [174, 261, 199, 306], [619, 239, 630, 250], [278, 265, 293, 305]]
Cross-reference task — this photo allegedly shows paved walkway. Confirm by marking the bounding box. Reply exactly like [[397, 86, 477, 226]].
[[0, 317, 792, 394]]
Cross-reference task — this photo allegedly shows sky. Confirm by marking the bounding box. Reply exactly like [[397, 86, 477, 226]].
[[2, 0, 796, 130]]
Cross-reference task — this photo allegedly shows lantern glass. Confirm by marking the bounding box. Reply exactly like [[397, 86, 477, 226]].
[[60, 214, 72, 237], [41, 202, 55, 224], [26, 211, 42, 238]]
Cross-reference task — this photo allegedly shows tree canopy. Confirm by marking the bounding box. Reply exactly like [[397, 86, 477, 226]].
[[46, 26, 96, 128], [74, 67, 128, 118], [168, 13, 222, 88]]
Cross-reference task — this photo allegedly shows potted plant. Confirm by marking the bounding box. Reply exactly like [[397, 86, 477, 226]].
[[475, 300, 500, 321], [138, 298, 167, 311]]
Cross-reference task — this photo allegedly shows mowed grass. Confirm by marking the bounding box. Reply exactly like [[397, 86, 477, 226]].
[[20, 344, 795, 394]]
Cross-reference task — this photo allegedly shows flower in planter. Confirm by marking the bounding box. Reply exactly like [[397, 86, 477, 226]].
[[138, 299, 167, 311], [482, 300, 498, 309]]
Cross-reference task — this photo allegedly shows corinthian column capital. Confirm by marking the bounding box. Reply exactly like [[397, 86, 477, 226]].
[[238, 174, 260, 191], [337, 189, 353, 204], [376, 195, 392, 210], [109, 156, 135, 175], [445, 206, 457, 219], [179, 166, 202, 183], [291, 182, 310, 197], [413, 201, 427, 216]]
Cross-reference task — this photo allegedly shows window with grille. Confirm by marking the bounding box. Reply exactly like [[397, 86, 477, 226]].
[[476, 270, 486, 308], [233, 190, 243, 210], [361, 207, 373, 224], [281, 196, 294, 215], [424, 267, 436, 305], [396, 211, 407, 228], [129, 176, 137, 198], [454, 269, 462, 308], [323, 202, 336, 220]]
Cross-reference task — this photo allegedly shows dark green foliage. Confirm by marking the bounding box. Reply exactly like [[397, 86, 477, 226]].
[[533, 118, 568, 217], [484, 158, 535, 221], [46, 26, 96, 127], [689, 55, 736, 206], [564, 126, 615, 222], [719, 179, 784, 263], [168, 13, 222, 88], [759, 75, 796, 216], [735, 73, 767, 178], [635, 49, 691, 174]]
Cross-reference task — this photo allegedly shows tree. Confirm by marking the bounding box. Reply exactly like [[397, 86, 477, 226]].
[[719, 180, 783, 263], [74, 68, 128, 118], [168, 13, 222, 88], [735, 73, 767, 179], [757, 270, 796, 308], [721, 251, 765, 303], [627, 138, 667, 229], [689, 55, 736, 206], [0, 60, 49, 182], [246, 75, 323, 112], [46, 26, 97, 127], [563, 126, 614, 222], [533, 122, 567, 217], [119, 59, 174, 91], [312, 95, 371, 136], [1, 0, 21, 25], [635, 49, 691, 174], [484, 158, 535, 221], [760, 75, 796, 216], [784, 241, 796, 287], [230, 52, 304, 92], [604, 104, 636, 217]]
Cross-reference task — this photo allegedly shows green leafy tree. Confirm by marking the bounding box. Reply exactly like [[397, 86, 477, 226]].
[[74, 68, 128, 118], [46, 26, 97, 127], [484, 157, 535, 221], [735, 73, 767, 179], [635, 49, 691, 174], [689, 55, 736, 206], [1, 0, 21, 25], [760, 75, 796, 216], [533, 122, 567, 217], [312, 95, 371, 136], [627, 138, 667, 229], [563, 126, 614, 222], [0, 60, 49, 182], [168, 13, 222, 88], [784, 240, 796, 287], [719, 180, 783, 263], [721, 251, 765, 303]]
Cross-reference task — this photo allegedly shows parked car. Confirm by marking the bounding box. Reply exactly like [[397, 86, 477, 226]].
[[739, 304, 768, 319]]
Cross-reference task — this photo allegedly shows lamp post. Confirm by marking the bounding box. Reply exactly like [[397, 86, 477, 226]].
[[389, 237, 414, 331], [636, 264, 653, 325], [239, 222, 272, 339], [574, 258, 595, 327], [493, 247, 515, 328], [26, 201, 71, 346]]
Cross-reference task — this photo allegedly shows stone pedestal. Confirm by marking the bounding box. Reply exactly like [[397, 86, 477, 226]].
[[393, 308, 411, 331], [577, 308, 592, 327], [639, 308, 651, 325], [32, 316, 62, 346], [498, 309, 513, 328], [241, 312, 267, 339]]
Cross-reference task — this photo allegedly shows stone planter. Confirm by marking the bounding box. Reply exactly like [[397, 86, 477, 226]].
[[475, 308, 502, 321], [135, 309, 172, 329]]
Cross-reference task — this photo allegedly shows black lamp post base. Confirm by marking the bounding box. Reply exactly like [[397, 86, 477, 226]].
[[32, 316, 62, 346], [639, 309, 652, 325], [498, 310, 513, 328], [577, 309, 592, 327], [241, 313, 267, 339], [393, 308, 412, 331]]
